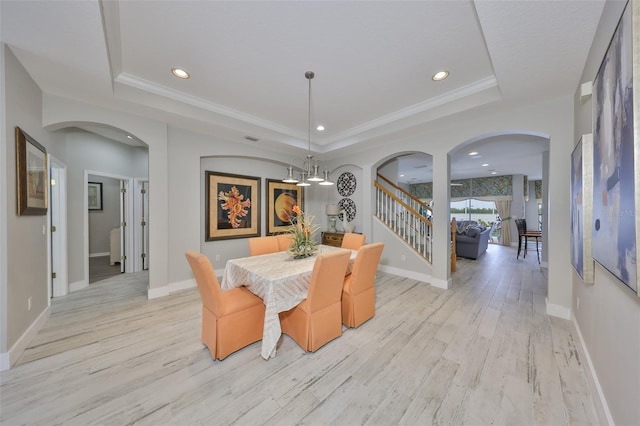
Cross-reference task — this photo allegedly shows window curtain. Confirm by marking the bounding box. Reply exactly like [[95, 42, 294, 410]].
[[495, 199, 511, 246]]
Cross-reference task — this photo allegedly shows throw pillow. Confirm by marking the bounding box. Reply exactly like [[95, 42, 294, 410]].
[[466, 227, 480, 238]]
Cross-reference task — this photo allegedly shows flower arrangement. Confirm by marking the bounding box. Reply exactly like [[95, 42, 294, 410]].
[[287, 205, 320, 259]]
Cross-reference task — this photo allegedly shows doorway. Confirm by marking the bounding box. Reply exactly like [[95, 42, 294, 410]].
[[84, 171, 134, 287]]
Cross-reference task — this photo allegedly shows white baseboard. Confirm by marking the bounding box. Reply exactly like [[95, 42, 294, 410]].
[[89, 252, 109, 258], [69, 279, 88, 293], [545, 297, 571, 320], [0, 351, 9, 371], [0, 306, 51, 371], [148, 278, 197, 300], [573, 317, 614, 426], [378, 265, 441, 287], [169, 278, 196, 293], [429, 276, 451, 289]]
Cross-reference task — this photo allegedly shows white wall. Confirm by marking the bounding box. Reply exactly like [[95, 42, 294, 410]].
[[571, 1, 640, 424], [3, 46, 53, 355]]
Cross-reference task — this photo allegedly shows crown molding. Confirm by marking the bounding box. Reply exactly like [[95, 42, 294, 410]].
[[115, 72, 304, 140]]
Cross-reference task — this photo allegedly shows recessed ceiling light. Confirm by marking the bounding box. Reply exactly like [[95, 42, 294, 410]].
[[482, 163, 489, 167], [468, 151, 478, 156], [126, 135, 132, 139], [316, 125, 325, 131], [400, 174, 405, 177], [490, 171, 497, 175], [432, 70, 449, 81], [171, 68, 190, 79]]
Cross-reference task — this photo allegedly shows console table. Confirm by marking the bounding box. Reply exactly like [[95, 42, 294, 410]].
[[322, 232, 345, 247]]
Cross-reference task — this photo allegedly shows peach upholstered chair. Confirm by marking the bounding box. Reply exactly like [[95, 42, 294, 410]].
[[276, 233, 293, 251], [341, 233, 366, 250], [279, 249, 351, 352], [342, 242, 384, 328], [185, 250, 265, 360], [248, 236, 280, 256]]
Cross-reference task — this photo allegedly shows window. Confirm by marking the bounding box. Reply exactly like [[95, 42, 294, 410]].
[[450, 198, 499, 227]]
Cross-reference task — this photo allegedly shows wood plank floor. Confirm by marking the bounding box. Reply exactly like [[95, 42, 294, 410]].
[[0, 244, 601, 425], [89, 255, 123, 284]]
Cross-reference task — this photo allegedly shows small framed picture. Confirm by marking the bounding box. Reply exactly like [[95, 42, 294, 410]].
[[15, 127, 48, 216], [88, 182, 103, 211]]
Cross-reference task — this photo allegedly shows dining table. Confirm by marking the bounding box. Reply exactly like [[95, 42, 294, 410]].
[[221, 244, 356, 359]]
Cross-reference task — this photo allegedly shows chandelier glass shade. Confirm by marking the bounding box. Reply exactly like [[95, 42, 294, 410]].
[[283, 71, 333, 186]]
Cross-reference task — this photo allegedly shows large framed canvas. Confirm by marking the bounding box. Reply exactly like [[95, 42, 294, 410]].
[[592, 0, 638, 295], [266, 179, 304, 235], [571, 135, 594, 283], [205, 171, 260, 241], [16, 127, 48, 216]]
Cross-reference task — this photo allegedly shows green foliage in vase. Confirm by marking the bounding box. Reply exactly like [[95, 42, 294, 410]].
[[287, 205, 320, 259]]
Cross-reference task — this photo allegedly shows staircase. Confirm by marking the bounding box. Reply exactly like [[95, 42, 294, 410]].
[[374, 174, 433, 264]]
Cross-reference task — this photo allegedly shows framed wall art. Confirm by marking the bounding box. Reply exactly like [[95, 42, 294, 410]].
[[266, 179, 304, 235], [571, 134, 594, 283], [205, 171, 260, 241], [88, 182, 103, 211], [16, 127, 48, 216], [592, 0, 638, 295]]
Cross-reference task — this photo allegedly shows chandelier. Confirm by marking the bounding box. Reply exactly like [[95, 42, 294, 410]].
[[282, 71, 334, 187]]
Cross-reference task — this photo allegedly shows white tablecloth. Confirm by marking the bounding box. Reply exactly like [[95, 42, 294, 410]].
[[221, 245, 355, 359]]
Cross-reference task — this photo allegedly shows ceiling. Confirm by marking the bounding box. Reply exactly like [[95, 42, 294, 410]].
[[0, 0, 606, 180]]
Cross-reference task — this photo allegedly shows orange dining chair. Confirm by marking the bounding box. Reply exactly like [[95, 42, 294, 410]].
[[185, 250, 265, 360], [341, 233, 366, 250], [248, 236, 280, 256], [341, 242, 384, 328], [279, 249, 351, 352], [276, 233, 293, 251]]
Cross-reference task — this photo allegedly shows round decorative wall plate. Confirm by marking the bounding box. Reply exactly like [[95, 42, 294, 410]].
[[338, 198, 356, 222], [337, 172, 356, 197]]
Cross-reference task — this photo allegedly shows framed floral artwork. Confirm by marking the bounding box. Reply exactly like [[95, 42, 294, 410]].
[[266, 179, 304, 235], [16, 127, 48, 216], [205, 171, 260, 241]]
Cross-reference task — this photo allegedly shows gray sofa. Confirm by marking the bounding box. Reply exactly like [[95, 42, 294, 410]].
[[455, 221, 491, 259]]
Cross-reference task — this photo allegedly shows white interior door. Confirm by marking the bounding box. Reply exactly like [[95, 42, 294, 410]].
[[120, 180, 127, 273], [49, 157, 68, 297], [142, 181, 149, 270]]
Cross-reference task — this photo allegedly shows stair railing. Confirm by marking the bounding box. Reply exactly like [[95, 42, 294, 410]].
[[374, 180, 432, 263], [377, 173, 432, 218]]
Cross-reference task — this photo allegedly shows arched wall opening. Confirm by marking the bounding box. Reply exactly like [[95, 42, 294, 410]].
[[447, 130, 550, 262], [42, 122, 150, 295], [42, 94, 169, 295]]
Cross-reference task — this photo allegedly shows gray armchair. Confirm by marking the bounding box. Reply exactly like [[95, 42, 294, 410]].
[[455, 225, 491, 259]]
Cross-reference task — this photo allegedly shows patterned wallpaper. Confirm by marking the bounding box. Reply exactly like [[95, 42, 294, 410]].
[[410, 182, 432, 199], [410, 175, 513, 199]]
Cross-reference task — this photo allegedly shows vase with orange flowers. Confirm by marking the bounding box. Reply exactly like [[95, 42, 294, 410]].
[[287, 205, 320, 259]]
